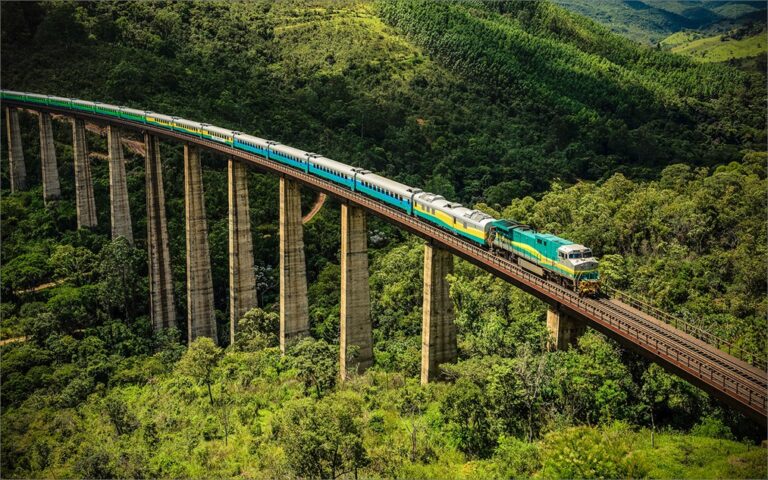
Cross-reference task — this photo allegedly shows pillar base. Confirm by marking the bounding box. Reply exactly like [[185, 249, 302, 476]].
[[547, 306, 585, 351]]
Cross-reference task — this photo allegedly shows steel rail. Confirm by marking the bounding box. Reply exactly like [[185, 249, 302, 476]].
[[603, 285, 766, 370], [5, 99, 766, 423]]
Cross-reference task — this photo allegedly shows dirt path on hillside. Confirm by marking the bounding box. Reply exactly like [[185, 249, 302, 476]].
[[14, 279, 64, 295], [303, 193, 327, 224]]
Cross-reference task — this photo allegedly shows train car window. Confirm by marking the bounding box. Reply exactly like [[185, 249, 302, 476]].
[[537, 239, 541, 244]]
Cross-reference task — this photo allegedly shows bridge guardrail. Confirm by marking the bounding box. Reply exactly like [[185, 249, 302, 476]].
[[604, 286, 767, 372]]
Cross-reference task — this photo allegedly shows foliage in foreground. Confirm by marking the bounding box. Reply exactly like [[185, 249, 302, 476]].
[[2, 331, 765, 479], [2, 153, 766, 477]]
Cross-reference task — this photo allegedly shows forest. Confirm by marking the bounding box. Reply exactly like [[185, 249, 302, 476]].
[[1, 1, 766, 478]]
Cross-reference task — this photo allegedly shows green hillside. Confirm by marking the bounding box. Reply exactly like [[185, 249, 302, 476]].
[[2, 1, 765, 202], [555, 0, 767, 45], [669, 29, 767, 62], [1, 1, 766, 478]]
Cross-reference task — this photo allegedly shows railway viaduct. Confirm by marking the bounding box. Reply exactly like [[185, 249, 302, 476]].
[[3, 101, 767, 425]]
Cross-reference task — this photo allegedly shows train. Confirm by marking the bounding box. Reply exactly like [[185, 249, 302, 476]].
[[0, 90, 601, 295]]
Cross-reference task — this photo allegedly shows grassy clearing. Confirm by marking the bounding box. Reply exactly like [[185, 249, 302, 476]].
[[629, 430, 767, 479], [670, 31, 767, 62]]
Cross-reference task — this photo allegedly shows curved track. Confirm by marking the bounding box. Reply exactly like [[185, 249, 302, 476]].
[[7, 100, 766, 424]]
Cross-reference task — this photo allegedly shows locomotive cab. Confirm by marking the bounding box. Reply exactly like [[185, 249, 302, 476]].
[[557, 244, 600, 295]]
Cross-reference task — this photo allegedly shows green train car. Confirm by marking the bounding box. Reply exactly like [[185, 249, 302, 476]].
[[490, 220, 599, 295]]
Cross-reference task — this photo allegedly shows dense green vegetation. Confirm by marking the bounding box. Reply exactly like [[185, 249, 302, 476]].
[[1, 0, 766, 478], [2, 1, 765, 202]]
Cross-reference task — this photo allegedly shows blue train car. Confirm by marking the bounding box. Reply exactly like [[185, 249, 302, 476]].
[[355, 171, 419, 214], [269, 143, 309, 173], [234, 133, 271, 158], [309, 155, 356, 190]]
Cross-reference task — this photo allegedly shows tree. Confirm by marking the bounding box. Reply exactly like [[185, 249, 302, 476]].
[[441, 377, 495, 458], [97, 238, 147, 321], [235, 307, 279, 350], [512, 344, 550, 442], [49, 244, 97, 286], [286, 338, 338, 398], [177, 337, 222, 404], [276, 392, 369, 479]]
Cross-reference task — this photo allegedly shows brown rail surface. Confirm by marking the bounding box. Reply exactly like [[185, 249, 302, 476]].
[[6, 100, 766, 424]]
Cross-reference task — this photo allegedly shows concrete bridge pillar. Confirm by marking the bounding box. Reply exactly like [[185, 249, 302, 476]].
[[107, 126, 133, 243], [72, 118, 97, 228], [228, 158, 257, 344], [5, 107, 27, 192], [38, 112, 60, 202], [185, 145, 217, 343], [546, 306, 585, 350], [340, 204, 373, 379], [421, 243, 457, 384], [144, 134, 176, 331], [279, 176, 309, 352]]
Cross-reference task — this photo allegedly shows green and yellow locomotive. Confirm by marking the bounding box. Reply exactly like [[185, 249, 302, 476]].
[[489, 220, 600, 296]]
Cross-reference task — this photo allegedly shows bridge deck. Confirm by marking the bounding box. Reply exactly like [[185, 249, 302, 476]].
[[7, 99, 766, 424]]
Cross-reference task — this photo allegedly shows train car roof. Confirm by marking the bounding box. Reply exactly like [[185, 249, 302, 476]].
[[559, 244, 587, 253], [205, 124, 234, 136], [148, 112, 173, 120], [464, 209, 496, 223], [235, 132, 270, 147], [272, 143, 309, 158], [491, 219, 531, 233], [535, 232, 572, 246], [175, 117, 202, 126], [415, 192, 461, 209], [360, 172, 420, 197], [311, 156, 357, 174]]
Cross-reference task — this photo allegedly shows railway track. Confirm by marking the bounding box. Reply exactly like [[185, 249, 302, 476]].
[[597, 298, 766, 388], [9, 99, 767, 423]]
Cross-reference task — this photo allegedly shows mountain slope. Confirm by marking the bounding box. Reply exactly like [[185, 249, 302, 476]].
[[554, 0, 767, 44], [2, 1, 764, 204]]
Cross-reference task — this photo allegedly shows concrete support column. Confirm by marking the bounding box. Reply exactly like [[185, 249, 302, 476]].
[[145, 134, 176, 332], [340, 204, 373, 379], [228, 158, 257, 344], [421, 243, 457, 384], [5, 107, 27, 192], [72, 118, 97, 228], [546, 306, 585, 351], [279, 177, 309, 352], [38, 112, 60, 202], [107, 126, 133, 243], [185, 145, 216, 343]]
